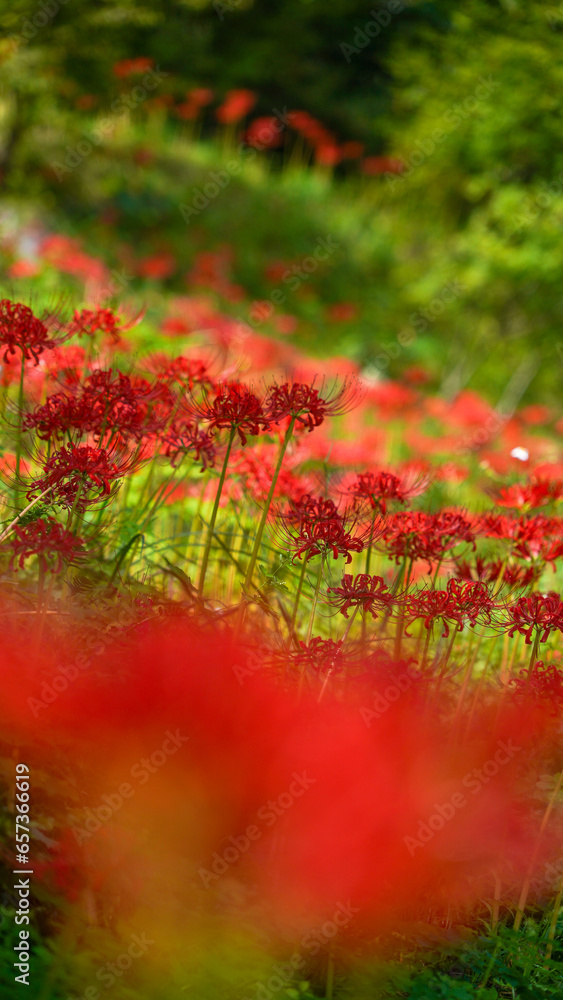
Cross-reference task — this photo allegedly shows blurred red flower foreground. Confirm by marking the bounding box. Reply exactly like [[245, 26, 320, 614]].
[[1, 615, 555, 941]]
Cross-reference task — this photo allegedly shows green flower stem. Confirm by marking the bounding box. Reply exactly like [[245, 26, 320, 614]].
[[305, 557, 324, 647], [14, 353, 26, 508], [0, 485, 55, 544], [243, 416, 296, 595], [198, 427, 236, 597], [289, 557, 308, 638], [514, 770, 563, 932], [545, 871, 563, 961]]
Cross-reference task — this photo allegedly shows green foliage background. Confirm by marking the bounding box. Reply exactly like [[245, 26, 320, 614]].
[[1, 0, 563, 403]]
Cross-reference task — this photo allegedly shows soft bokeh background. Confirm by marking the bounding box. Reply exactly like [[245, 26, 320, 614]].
[[0, 0, 561, 405]]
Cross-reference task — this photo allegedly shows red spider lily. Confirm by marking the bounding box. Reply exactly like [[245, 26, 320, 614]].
[[163, 419, 216, 471], [215, 89, 257, 124], [403, 580, 495, 638], [361, 156, 404, 175], [67, 307, 143, 344], [283, 493, 341, 527], [347, 469, 429, 514], [27, 445, 133, 512], [288, 514, 365, 564], [382, 510, 475, 569], [328, 573, 393, 619], [113, 57, 154, 78], [0, 299, 57, 364], [231, 448, 308, 503], [191, 381, 270, 445], [505, 592, 563, 644], [454, 557, 540, 590], [23, 392, 86, 441], [24, 370, 161, 444], [490, 477, 563, 511], [9, 518, 84, 574], [293, 637, 345, 675], [145, 355, 214, 395], [477, 512, 563, 565], [510, 660, 563, 709], [266, 378, 361, 432], [245, 116, 284, 149]]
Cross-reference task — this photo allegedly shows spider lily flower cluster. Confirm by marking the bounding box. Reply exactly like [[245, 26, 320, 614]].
[[0, 295, 562, 945]]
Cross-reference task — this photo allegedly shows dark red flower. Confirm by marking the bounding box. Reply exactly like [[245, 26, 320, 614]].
[[0, 300, 55, 364], [192, 381, 270, 445], [164, 419, 216, 471], [23, 392, 86, 441], [347, 469, 429, 514], [28, 445, 132, 512], [454, 557, 540, 590], [382, 510, 475, 569], [328, 574, 393, 619], [403, 579, 495, 639], [266, 378, 361, 433], [294, 637, 345, 675], [510, 660, 563, 709], [245, 117, 284, 149], [9, 518, 84, 574]]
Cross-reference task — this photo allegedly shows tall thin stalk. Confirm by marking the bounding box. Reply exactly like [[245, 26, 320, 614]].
[[243, 416, 296, 594], [198, 427, 236, 597]]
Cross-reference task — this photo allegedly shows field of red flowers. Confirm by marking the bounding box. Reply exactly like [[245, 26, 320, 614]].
[[0, 224, 562, 997]]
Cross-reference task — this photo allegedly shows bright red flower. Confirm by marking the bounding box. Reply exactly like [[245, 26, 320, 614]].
[[67, 308, 123, 343], [505, 592, 563, 644], [491, 478, 563, 512], [215, 89, 257, 124], [10, 518, 84, 574]]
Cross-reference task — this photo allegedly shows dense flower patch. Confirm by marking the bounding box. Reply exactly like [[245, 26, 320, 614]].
[[0, 288, 561, 997]]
